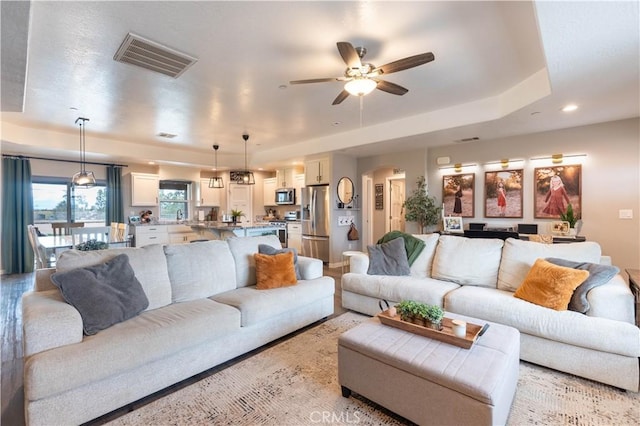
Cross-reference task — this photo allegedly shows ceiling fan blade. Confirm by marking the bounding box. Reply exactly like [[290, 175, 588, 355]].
[[376, 52, 435, 75], [332, 89, 350, 105], [337, 42, 362, 68], [289, 77, 343, 85], [375, 80, 409, 96]]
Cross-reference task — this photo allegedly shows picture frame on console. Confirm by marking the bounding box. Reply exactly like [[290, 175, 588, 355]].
[[534, 165, 582, 219], [442, 173, 475, 217], [443, 216, 464, 233], [484, 169, 523, 218]]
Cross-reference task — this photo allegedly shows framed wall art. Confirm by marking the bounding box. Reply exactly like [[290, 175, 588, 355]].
[[442, 173, 475, 217], [484, 169, 523, 218], [375, 183, 384, 210], [534, 165, 582, 219]]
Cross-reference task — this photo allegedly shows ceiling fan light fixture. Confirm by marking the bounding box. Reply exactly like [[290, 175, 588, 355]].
[[71, 117, 96, 187], [345, 78, 377, 96]]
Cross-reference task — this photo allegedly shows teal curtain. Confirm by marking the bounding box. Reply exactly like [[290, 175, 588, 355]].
[[1, 157, 34, 273], [106, 166, 124, 224]]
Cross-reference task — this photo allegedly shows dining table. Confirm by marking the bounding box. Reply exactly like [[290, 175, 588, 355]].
[[38, 234, 130, 259]]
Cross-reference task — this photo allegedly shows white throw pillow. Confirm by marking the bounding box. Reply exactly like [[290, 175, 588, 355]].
[[497, 238, 602, 292], [410, 234, 440, 278], [431, 235, 504, 287]]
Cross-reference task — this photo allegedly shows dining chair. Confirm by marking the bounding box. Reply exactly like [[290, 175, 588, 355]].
[[28, 225, 55, 268], [71, 226, 111, 245], [52, 222, 85, 236]]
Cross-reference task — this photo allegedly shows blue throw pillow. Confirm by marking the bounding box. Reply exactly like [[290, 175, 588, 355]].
[[545, 257, 619, 313]]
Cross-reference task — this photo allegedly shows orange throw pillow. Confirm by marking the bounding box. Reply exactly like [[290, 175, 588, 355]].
[[254, 251, 297, 289], [514, 258, 589, 310]]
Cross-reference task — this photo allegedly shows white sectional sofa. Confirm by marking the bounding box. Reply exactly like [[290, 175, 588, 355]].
[[342, 234, 640, 392], [22, 235, 335, 426]]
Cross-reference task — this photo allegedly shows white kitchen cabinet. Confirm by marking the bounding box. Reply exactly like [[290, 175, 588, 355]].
[[167, 224, 199, 244], [287, 222, 302, 252], [199, 179, 222, 206], [294, 174, 305, 204], [132, 225, 168, 247], [276, 168, 295, 188], [131, 173, 159, 206], [263, 177, 277, 206], [304, 158, 330, 186]]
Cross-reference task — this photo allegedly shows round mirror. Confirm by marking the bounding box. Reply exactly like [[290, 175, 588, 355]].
[[337, 177, 354, 205]]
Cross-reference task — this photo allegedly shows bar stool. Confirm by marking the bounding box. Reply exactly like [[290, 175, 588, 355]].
[[342, 250, 365, 275]]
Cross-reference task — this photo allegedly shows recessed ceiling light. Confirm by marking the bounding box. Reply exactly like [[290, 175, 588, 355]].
[[530, 111, 541, 115], [454, 136, 480, 143], [333, 121, 341, 126], [562, 104, 578, 112], [278, 85, 287, 90], [148, 161, 156, 165]]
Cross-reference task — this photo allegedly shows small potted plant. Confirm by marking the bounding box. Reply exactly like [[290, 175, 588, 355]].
[[75, 239, 109, 251], [559, 204, 580, 235], [422, 304, 444, 330], [396, 300, 420, 323], [231, 209, 244, 224], [395, 300, 445, 330]]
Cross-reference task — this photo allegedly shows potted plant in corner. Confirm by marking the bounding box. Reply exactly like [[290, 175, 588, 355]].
[[403, 176, 441, 233]]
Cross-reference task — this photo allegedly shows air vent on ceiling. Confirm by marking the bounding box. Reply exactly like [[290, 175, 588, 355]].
[[114, 33, 198, 78], [454, 137, 480, 143]]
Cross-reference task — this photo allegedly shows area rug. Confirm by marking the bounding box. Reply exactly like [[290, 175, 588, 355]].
[[109, 312, 639, 426]]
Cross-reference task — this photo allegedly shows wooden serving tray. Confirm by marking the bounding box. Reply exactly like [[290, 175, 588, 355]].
[[377, 310, 485, 349]]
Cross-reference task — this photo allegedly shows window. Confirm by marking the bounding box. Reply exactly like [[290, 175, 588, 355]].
[[159, 181, 190, 221], [32, 178, 107, 225]]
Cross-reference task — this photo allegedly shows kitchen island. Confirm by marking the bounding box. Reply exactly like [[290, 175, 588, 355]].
[[130, 221, 285, 247]]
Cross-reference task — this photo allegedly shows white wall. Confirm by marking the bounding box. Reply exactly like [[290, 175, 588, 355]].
[[425, 118, 639, 270]]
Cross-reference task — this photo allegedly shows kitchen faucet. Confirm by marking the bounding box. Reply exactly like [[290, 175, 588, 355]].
[[176, 209, 183, 221]]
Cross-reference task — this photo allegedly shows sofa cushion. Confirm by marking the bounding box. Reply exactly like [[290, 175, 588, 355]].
[[513, 259, 589, 311], [255, 252, 297, 289], [497, 238, 602, 292], [409, 234, 440, 278], [376, 231, 426, 266], [445, 286, 640, 358], [211, 277, 335, 327], [163, 240, 237, 302], [341, 273, 459, 308], [55, 244, 172, 310], [227, 235, 282, 288], [367, 237, 411, 276], [431, 235, 504, 287], [258, 244, 301, 279], [546, 257, 620, 313], [51, 254, 149, 335], [24, 299, 241, 400]]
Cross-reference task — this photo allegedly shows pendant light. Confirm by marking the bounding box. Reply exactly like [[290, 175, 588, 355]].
[[237, 133, 255, 185], [209, 144, 224, 188], [71, 117, 96, 187]]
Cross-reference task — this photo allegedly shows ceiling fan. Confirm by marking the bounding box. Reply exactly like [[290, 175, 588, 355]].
[[290, 41, 435, 105]]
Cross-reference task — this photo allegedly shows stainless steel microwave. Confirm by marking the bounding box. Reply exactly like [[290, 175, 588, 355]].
[[275, 188, 295, 205]]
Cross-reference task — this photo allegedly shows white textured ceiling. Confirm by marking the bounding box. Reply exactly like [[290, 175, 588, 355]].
[[1, 1, 638, 171]]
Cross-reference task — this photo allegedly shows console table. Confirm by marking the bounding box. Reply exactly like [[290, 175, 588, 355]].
[[626, 268, 640, 327]]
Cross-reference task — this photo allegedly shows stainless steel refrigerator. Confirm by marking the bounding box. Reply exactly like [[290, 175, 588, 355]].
[[301, 185, 330, 262]]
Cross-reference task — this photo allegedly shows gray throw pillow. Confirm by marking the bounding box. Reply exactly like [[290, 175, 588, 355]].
[[546, 257, 619, 314], [51, 254, 149, 335], [258, 244, 302, 280], [367, 237, 411, 276]]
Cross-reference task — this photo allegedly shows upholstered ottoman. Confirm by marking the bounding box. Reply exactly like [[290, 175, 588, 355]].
[[338, 314, 520, 426]]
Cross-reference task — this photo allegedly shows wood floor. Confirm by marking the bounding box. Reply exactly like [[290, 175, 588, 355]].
[[0, 266, 346, 426]]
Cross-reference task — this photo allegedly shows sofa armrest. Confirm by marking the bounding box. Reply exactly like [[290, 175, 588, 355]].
[[298, 256, 323, 280], [35, 268, 57, 291], [349, 253, 369, 274], [22, 290, 83, 357], [587, 274, 635, 324]]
